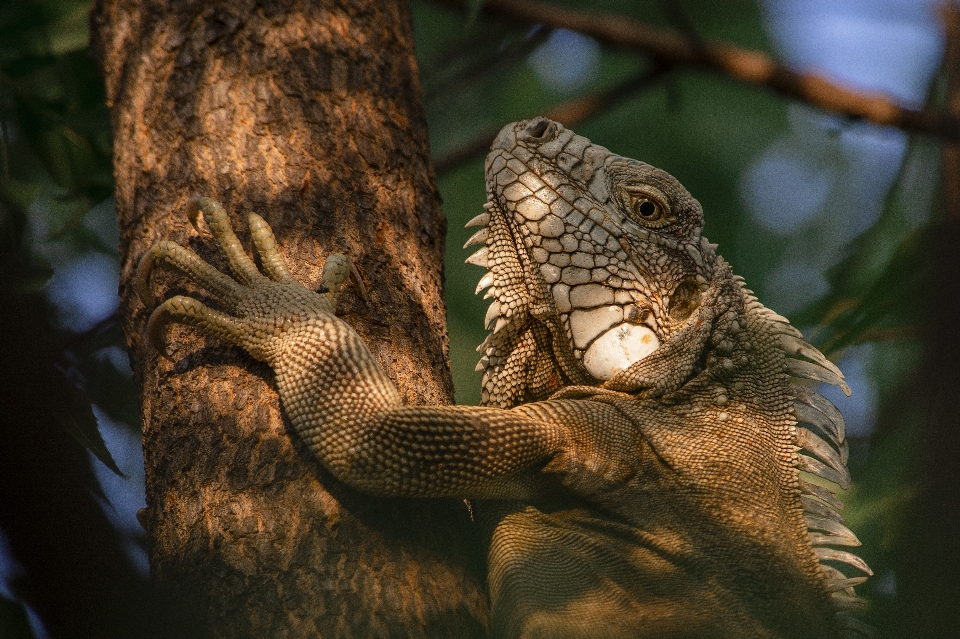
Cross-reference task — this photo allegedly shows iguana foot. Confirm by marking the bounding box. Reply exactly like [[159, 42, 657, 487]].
[[136, 197, 360, 363]]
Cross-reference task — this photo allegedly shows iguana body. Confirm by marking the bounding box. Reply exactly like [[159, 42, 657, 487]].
[[138, 118, 870, 638]]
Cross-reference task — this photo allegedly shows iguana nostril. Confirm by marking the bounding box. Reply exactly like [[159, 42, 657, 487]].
[[521, 117, 556, 142]]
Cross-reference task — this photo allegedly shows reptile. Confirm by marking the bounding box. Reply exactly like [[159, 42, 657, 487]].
[[137, 117, 872, 638]]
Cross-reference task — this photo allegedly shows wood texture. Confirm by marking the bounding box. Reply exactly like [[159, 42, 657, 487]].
[[91, 0, 488, 636]]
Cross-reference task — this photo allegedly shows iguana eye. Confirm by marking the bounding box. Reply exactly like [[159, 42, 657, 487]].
[[622, 183, 672, 227], [630, 195, 667, 224], [633, 197, 662, 220]]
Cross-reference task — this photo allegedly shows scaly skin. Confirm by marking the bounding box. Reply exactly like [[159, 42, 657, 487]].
[[139, 121, 870, 638]]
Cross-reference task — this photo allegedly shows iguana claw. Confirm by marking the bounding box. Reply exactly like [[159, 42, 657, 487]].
[[137, 197, 355, 362]]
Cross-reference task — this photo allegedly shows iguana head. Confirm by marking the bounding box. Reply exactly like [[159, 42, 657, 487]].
[[467, 117, 724, 407]]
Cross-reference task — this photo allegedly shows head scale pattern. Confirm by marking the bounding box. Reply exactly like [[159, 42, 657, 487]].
[[465, 117, 721, 407]]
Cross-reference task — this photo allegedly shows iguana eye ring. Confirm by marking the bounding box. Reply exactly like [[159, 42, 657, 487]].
[[620, 184, 671, 226], [633, 198, 661, 220], [628, 194, 668, 225]]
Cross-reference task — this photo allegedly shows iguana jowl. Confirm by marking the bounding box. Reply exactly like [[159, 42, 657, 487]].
[[138, 117, 871, 638]]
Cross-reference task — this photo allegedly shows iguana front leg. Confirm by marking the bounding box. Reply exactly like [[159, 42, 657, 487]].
[[137, 198, 627, 500]]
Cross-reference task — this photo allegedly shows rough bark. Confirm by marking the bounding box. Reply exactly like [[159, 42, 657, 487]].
[[90, 0, 488, 636]]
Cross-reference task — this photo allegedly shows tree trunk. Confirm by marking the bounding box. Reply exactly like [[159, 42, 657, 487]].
[[91, 1, 488, 636]]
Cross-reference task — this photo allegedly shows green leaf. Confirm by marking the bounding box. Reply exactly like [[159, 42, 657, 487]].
[[55, 399, 125, 478], [466, 0, 485, 29], [45, 3, 90, 55], [0, 176, 41, 213], [0, 594, 38, 639]]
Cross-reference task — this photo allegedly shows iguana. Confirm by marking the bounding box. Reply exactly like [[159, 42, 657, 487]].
[[137, 117, 871, 638]]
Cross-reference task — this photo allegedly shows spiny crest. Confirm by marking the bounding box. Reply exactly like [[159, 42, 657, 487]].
[[465, 201, 546, 407], [742, 283, 873, 636]]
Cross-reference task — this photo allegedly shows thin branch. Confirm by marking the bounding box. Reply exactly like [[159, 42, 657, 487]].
[[0, 110, 9, 179], [657, 0, 709, 57], [942, 2, 960, 219], [423, 26, 552, 101], [852, 325, 918, 345], [439, 0, 960, 142], [433, 64, 668, 176]]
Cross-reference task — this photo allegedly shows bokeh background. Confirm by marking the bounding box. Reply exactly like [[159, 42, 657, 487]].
[[0, 0, 955, 636]]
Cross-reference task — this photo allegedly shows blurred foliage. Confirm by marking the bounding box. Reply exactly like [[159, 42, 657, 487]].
[[0, 0, 123, 467], [0, 0, 953, 637], [0, 595, 36, 639], [0, 0, 151, 636]]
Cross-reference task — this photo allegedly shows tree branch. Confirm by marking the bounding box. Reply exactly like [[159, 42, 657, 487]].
[[443, 0, 960, 142], [434, 64, 668, 175], [423, 25, 553, 101], [943, 2, 960, 218]]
